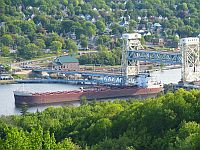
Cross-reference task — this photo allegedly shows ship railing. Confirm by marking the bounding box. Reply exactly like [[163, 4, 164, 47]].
[[32, 92, 40, 96]]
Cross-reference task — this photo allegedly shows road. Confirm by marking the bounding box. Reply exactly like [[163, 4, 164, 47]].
[[11, 56, 57, 69]]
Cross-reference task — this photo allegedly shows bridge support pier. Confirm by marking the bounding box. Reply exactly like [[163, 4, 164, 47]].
[[121, 33, 143, 85], [180, 38, 200, 82]]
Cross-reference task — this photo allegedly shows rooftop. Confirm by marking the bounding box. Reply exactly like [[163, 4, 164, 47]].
[[54, 55, 79, 64]]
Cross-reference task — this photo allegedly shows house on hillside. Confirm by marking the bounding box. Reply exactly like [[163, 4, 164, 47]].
[[0, 64, 5, 73], [164, 39, 178, 48], [151, 38, 164, 47], [51, 55, 79, 71]]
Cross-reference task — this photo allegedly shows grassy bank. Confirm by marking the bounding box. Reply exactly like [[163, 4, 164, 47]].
[[0, 57, 12, 64], [12, 74, 29, 79]]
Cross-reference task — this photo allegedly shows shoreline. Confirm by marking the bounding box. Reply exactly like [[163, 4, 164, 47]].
[[0, 80, 16, 85], [0, 66, 182, 85]]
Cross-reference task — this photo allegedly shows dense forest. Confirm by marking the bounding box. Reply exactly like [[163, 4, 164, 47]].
[[1, 0, 200, 63], [1, 89, 200, 149]]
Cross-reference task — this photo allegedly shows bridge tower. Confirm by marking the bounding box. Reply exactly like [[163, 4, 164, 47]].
[[121, 33, 143, 85], [180, 37, 200, 82]]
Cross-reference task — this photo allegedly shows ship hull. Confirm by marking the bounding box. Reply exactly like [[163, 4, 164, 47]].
[[14, 87, 162, 106]]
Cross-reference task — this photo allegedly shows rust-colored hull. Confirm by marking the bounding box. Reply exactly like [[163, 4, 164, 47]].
[[14, 87, 162, 106]]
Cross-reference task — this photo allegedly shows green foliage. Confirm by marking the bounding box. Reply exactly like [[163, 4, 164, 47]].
[[0, 56, 12, 64], [2, 64, 11, 72], [81, 96, 88, 105], [18, 43, 41, 59], [0, 125, 75, 150], [1, 0, 200, 62], [140, 36, 145, 46], [12, 74, 28, 79], [20, 103, 29, 116], [34, 38, 46, 49], [80, 34, 88, 48], [50, 40, 62, 55], [96, 20, 106, 33], [1, 34, 13, 46], [66, 39, 78, 55], [1, 46, 10, 57], [1, 89, 200, 149], [79, 46, 121, 66]]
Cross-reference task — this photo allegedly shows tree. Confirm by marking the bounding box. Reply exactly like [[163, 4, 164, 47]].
[[111, 23, 125, 35], [1, 46, 10, 57], [59, 138, 75, 150], [96, 35, 110, 45], [19, 20, 36, 35], [0, 0, 5, 14], [96, 20, 106, 33], [45, 33, 64, 47], [28, 127, 43, 150], [182, 3, 188, 11], [1, 34, 13, 46], [87, 118, 112, 145], [50, 41, 62, 55], [125, 1, 134, 10], [20, 102, 28, 116], [140, 36, 145, 46], [3, 64, 11, 72], [15, 35, 30, 47], [34, 39, 46, 49], [83, 21, 96, 37], [172, 121, 200, 149], [65, 39, 78, 55], [18, 43, 40, 59], [62, 0, 68, 6], [81, 96, 88, 105], [2, 127, 29, 149], [43, 131, 57, 150], [80, 34, 88, 49], [129, 20, 137, 31]]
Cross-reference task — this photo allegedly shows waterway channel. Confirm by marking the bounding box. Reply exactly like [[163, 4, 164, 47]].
[[0, 68, 182, 116]]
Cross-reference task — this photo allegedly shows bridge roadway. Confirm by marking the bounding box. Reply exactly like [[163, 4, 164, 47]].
[[32, 69, 125, 85], [16, 78, 103, 85], [128, 50, 182, 65], [32, 50, 182, 85], [33, 69, 122, 77]]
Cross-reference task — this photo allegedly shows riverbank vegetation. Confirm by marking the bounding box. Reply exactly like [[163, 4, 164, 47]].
[[1, 89, 200, 149]]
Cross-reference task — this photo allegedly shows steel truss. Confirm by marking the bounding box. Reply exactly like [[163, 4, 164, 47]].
[[127, 50, 182, 65]]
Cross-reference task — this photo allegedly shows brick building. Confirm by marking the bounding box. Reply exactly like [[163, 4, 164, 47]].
[[52, 55, 79, 71]]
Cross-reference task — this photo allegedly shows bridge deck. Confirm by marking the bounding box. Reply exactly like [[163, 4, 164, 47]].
[[128, 50, 182, 65], [32, 69, 125, 85]]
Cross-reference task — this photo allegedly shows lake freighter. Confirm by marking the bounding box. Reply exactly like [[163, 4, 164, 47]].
[[14, 73, 163, 106]]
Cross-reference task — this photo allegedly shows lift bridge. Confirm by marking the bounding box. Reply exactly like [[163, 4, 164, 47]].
[[121, 33, 200, 85], [33, 33, 200, 86]]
